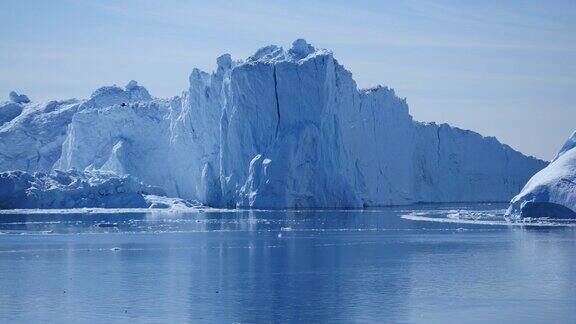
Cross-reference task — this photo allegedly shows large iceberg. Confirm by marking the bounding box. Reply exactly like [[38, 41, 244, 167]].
[[507, 131, 576, 219], [0, 39, 547, 209]]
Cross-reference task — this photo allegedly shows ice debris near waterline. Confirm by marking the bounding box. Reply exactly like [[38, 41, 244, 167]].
[[0, 170, 198, 209], [0, 39, 546, 209]]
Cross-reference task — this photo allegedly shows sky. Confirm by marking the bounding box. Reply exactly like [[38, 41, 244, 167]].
[[1, 0, 574, 160]]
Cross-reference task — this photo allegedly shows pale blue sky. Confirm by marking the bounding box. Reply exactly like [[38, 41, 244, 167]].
[[1, 0, 574, 160]]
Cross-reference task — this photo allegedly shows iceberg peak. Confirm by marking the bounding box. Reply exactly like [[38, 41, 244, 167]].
[[247, 45, 285, 63], [189, 68, 211, 88], [554, 130, 576, 162], [124, 80, 151, 101], [9, 91, 30, 104], [244, 40, 327, 65], [216, 54, 232, 70], [288, 38, 315, 59], [88, 81, 151, 108], [125, 80, 139, 90], [90, 85, 124, 99]]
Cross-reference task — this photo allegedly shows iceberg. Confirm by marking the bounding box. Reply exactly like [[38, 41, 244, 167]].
[[0, 39, 547, 209], [507, 131, 576, 219]]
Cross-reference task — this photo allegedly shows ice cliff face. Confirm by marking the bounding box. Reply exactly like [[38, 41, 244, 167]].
[[0, 39, 547, 208], [507, 131, 576, 219]]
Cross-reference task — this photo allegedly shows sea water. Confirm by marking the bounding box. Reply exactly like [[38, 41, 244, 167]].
[[0, 203, 575, 323]]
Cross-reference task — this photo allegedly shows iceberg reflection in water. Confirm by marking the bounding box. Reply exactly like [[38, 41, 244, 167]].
[[0, 203, 575, 323]]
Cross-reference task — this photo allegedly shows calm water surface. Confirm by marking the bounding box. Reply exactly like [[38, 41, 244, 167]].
[[0, 204, 575, 323]]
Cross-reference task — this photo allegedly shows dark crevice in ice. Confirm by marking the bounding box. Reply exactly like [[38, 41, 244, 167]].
[[436, 126, 441, 164], [272, 66, 280, 138]]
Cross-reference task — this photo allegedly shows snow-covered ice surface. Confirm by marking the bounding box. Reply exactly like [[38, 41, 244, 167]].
[[0, 40, 547, 209], [507, 130, 576, 220]]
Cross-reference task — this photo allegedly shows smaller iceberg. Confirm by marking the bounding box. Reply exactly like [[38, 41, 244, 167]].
[[507, 131, 576, 219]]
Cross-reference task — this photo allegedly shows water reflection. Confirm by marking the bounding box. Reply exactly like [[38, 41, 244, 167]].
[[0, 205, 575, 323]]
